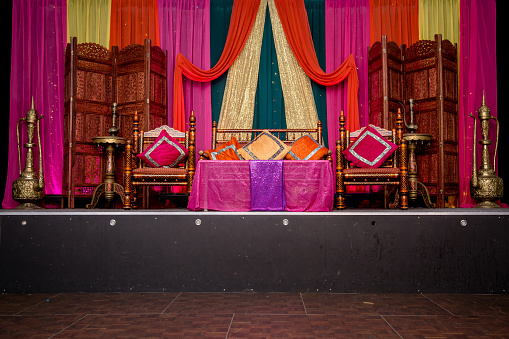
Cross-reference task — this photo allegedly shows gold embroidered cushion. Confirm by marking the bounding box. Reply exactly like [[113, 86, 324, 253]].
[[237, 130, 291, 160], [285, 135, 328, 160]]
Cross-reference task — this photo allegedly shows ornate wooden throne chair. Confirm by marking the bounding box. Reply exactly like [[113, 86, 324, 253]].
[[123, 111, 196, 209], [335, 110, 408, 209]]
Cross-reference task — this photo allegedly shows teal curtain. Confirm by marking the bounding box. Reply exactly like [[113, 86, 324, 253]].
[[305, 0, 327, 145], [253, 8, 285, 129], [210, 0, 326, 133], [210, 0, 233, 125]]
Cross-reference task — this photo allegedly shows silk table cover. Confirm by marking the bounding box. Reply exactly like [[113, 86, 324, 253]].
[[188, 160, 334, 212]]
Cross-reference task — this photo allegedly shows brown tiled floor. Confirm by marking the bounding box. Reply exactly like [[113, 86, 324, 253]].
[[1, 292, 509, 338]]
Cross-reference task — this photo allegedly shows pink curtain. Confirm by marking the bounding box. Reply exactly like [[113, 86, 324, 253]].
[[158, 0, 211, 155], [3, 0, 67, 208], [274, 0, 360, 136], [459, 0, 498, 207], [325, 0, 370, 164]]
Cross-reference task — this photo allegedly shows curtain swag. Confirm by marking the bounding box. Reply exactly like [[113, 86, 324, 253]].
[[173, 0, 360, 133]]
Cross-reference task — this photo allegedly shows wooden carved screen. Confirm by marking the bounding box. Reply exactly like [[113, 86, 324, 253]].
[[368, 35, 404, 131], [368, 34, 459, 208], [63, 37, 167, 208], [113, 40, 167, 205], [115, 39, 167, 134], [63, 38, 114, 208], [404, 35, 459, 208]]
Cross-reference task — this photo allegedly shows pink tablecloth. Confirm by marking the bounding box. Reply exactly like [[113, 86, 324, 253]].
[[188, 160, 334, 212]]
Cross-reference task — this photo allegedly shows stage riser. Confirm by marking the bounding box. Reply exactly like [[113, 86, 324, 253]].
[[1, 212, 508, 293]]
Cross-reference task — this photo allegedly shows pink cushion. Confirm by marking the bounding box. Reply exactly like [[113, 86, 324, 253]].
[[137, 129, 188, 168], [343, 125, 397, 168]]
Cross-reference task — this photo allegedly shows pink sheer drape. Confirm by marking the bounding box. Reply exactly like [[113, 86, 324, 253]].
[[3, 0, 67, 208], [158, 0, 211, 155], [459, 0, 498, 207], [325, 0, 370, 164]]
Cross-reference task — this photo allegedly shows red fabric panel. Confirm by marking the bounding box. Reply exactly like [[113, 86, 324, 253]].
[[172, 0, 261, 132], [110, 0, 160, 49], [369, 0, 419, 47]]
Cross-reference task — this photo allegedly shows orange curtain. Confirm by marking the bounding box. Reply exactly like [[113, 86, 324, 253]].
[[274, 0, 360, 132], [110, 0, 160, 49], [173, 0, 261, 132], [369, 0, 419, 46]]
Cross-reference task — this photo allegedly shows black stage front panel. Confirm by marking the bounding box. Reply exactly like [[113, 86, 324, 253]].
[[0, 209, 508, 293]]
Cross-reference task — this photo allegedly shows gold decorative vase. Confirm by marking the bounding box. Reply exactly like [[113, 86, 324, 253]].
[[469, 93, 503, 208], [12, 98, 45, 209]]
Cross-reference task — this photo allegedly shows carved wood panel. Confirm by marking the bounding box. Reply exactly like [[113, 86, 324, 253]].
[[63, 37, 167, 208], [368, 35, 459, 207], [368, 36, 404, 132]]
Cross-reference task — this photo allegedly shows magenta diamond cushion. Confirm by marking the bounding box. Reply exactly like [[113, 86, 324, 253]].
[[343, 125, 397, 168], [137, 129, 188, 168]]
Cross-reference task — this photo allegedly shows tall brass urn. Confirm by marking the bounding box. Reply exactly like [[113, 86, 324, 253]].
[[12, 98, 45, 208], [469, 93, 503, 208]]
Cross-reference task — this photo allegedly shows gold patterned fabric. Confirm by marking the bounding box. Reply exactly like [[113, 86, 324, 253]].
[[218, 0, 267, 131], [218, 0, 318, 131], [267, 0, 318, 130]]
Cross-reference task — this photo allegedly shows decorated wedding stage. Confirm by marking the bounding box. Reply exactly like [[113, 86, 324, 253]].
[[1, 208, 508, 294], [2, 0, 507, 295]]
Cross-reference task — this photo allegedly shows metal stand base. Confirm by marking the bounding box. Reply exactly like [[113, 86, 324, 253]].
[[86, 183, 125, 209]]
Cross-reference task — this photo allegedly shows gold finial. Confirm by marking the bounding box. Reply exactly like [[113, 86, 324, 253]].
[[478, 90, 490, 119]]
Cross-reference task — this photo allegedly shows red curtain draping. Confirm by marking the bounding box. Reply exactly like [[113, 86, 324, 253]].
[[369, 0, 419, 47], [172, 0, 261, 132], [110, 0, 160, 49], [274, 0, 360, 132]]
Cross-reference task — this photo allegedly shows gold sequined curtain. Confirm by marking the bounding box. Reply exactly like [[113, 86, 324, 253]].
[[218, 0, 318, 131], [268, 0, 318, 130], [218, 0, 267, 130]]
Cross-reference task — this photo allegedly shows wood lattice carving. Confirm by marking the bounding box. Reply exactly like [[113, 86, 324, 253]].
[[368, 36, 404, 132], [63, 37, 167, 208], [368, 34, 459, 208]]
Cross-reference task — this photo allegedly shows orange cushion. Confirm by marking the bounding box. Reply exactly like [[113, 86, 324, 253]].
[[204, 136, 242, 160], [285, 135, 328, 160]]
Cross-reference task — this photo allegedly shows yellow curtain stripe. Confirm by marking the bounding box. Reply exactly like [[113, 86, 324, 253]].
[[418, 0, 460, 45], [67, 0, 112, 46]]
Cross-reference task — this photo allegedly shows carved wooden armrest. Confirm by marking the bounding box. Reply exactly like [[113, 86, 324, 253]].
[[198, 150, 211, 160], [124, 140, 133, 209]]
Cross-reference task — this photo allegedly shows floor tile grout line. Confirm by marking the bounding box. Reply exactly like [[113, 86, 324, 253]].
[[47, 314, 89, 339], [14, 293, 63, 316], [160, 292, 182, 314], [225, 313, 235, 339], [380, 315, 404, 339], [421, 293, 456, 316], [299, 293, 308, 315]]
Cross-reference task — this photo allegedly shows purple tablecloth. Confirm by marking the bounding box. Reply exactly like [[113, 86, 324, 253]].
[[249, 160, 285, 211], [188, 160, 334, 212]]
